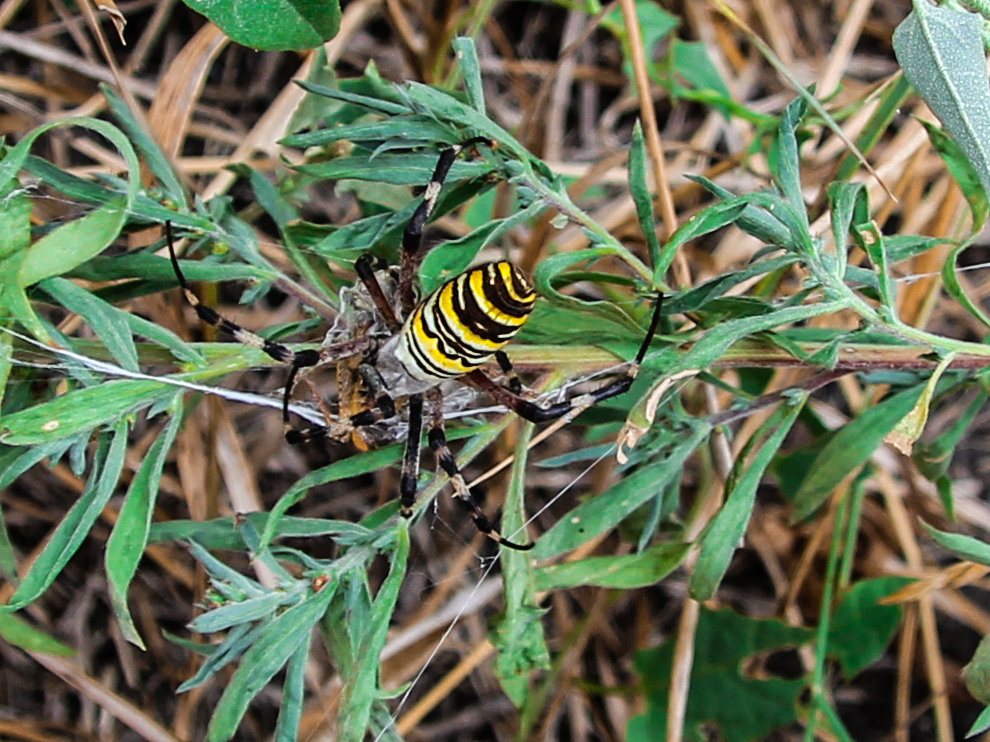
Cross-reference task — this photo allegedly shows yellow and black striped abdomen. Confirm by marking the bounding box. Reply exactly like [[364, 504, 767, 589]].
[[395, 261, 535, 383]]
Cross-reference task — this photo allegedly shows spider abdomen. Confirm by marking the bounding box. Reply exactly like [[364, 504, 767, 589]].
[[395, 261, 535, 384]]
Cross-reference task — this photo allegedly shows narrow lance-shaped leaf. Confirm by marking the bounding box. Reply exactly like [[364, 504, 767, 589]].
[[692, 394, 807, 600], [629, 120, 662, 269], [105, 396, 184, 648], [7, 420, 129, 609], [494, 423, 549, 706], [206, 582, 337, 742], [791, 384, 925, 522], [337, 525, 409, 741]]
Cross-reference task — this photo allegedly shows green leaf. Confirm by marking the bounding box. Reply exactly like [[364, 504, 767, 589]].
[[189, 592, 297, 633], [692, 394, 806, 600], [790, 384, 925, 522], [893, 1, 990, 200], [944, 240, 990, 329], [282, 115, 455, 149], [182, 0, 341, 51], [857, 223, 896, 310], [921, 521, 990, 565], [827, 181, 870, 281], [101, 85, 186, 204], [532, 249, 644, 333], [964, 635, 990, 705], [40, 277, 140, 372], [295, 151, 493, 186], [966, 705, 990, 737], [534, 541, 689, 591], [419, 200, 545, 293], [532, 423, 710, 560], [150, 514, 373, 548], [828, 577, 912, 678], [0, 612, 76, 655], [6, 421, 128, 610], [628, 608, 812, 742], [452, 36, 486, 115], [206, 583, 336, 741], [493, 424, 548, 706], [918, 118, 989, 232], [261, 444, 405, 549], [0, 379, 174, 446], [337, 526, 408, 740], [629, 121, 661, 269], [913, 388, 987, 484], [105, 398, 184, 648], [768, 96, 810, 233], [294, 79, 412, 116], [669, 301, 848, 379], [603, 0, 679, 95], [669, 39, 731, 102], [0, 189, 31, 263], [274, 641, 309, 742], [0, 116, 139, 341], [655, 199, 748, 284], [176, 624, 255, 692]]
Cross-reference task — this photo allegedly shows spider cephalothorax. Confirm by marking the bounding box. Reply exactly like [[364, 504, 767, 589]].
[[167, 138, 662, 550]]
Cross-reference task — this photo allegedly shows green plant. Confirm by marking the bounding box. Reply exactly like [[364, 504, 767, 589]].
[[5, 26, 990, 740]]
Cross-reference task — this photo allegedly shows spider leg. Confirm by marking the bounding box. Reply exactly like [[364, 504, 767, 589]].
[[494, 350, 523, 394], [284, 360, 396, 444], [398, 137, 496, 315], [425, 388, 534, 550], [399, 393, 425, 516], [166, 222, 377, 440], [166, 222, 319, 369], [467, 292, 664, 424], [354, 253, 401, 331]]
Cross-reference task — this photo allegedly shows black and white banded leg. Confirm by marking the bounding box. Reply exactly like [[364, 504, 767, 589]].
[[424, 387, 533, 550], [467, 292, 664, 425], [397, 136, 495, 314], [166, 221, 376, 438]]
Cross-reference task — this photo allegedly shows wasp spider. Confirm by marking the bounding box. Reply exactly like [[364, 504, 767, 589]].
[[167, 139, 662, 550]]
